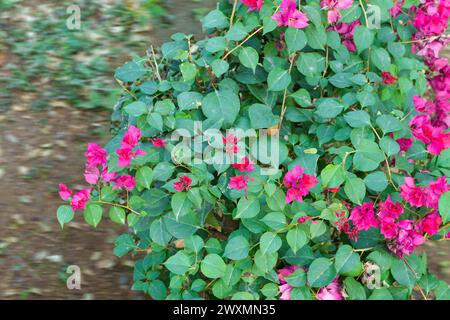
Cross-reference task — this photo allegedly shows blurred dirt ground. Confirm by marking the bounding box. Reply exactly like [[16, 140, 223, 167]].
[[0, 0, 449, 300], [0, 0, 215, 299]]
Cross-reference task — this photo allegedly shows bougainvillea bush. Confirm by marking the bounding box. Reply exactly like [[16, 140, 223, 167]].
[[57, 0, 450, 300]]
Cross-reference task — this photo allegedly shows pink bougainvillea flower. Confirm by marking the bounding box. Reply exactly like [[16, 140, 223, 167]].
[[174, 175, 192, 192], [223, 133, 239, 155], [242, 0, 264, 12], [113, 175, 136, 191], [400, 177, 427, 208], [71, 189, 91, 211], [121, 125, 141, 149], [101, 167, 117, 182], [58, 183, 72, 201], [316, 277, 345, 300], [116, 146, 146, 167], [84, 166, 116, 185], [320, 0, 353, 23], [231, 156, 254, 173], [418, 211, 442, 236], [388, 220, 425, 257], [426, 176, 449, 208], [150, 137, 166, 148], [116, 147, 133, 167], [283, 165, 317, 204], [380, 219, 398, 239], [390, 0, 404, 17], [229, 175, 254, 198], [84, 167, 100, 185], [396, 137, 413, 152], [85, 143, 107, 167], [381, 72, 397, 85], [413, 95, 428, 113], [350, 202, 378, 231], [427, 128, 450, 155], [378, 195, 404, 222], [272, 0, 309, 29], [329, 20, 360, 52]]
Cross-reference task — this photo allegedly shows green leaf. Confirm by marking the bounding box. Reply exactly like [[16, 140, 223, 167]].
[[285, 269, 307, 287], [321, 164, 346, 188], [368, 288, 393, 300], [83, 204, 103, 227], [364, 171, 388, 192], [344, 278, 366, 300], [211, 59, 229, 77], [344, 177, 366, 205], [109, 206, 126, 225], [261, 212, 287, 230], [329, 73, 353, 88], [353, 139, 385, 172], [254, 250, 278, 274], [296, 53, 324, 77], [344, 111, 371, 128], [223, 236, 250, 260], [268, 68, 291, 91], [354, 26, 374, 53], [310, 221, 327, 239], [147, 113, 163, 131], [335, 245, 363, 277], [234, 197, 260, 219], [202, 89, 240, 127], [206, 37, 227, 53], [125, 101, 147, 117], [315, 99, 344, 119], [180, 62, 197, 81], [202, 9, 228, 29], [115, 61, 146, 82], [285, 28, 307, 53], [261, 283, 279, 298], [201, 254, 226, 279], [171, 192, 192, 221], [177, 91, 202, 111], [150, 218, 171, 245], [438, 191, 450, 224], [287, 227, 308, 254], [371, 47, 391, 71], [391, 258, 418, 289], [248, 104, 279, 129], [307, 258, 337, 288], [260, 232, 282, 254], [380, 136, 400, 157], [113, 234, 135, 257], [57, 205, 74, 228], [136, 167, 153, 189], [266, 189, 286, 212], [164, 251, 192, 275], [376, 115, 403, 134], [239, 47, 259, 73], [291, 89, 312, 107]]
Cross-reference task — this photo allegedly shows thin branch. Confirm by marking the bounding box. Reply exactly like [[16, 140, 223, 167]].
[[222, 26, 264, 60]]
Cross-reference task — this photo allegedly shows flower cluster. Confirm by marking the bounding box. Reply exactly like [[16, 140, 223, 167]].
[[283, 166, 318, 204], [407, 1, 450, 155], [272, 0, 309, 29], [228, 156, 255, 198]]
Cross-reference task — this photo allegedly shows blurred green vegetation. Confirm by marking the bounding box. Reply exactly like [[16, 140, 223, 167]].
[[0, 0, 211, 111]]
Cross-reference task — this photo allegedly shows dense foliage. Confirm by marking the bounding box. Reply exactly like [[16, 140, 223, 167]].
[[57, 0, 450, 300]]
